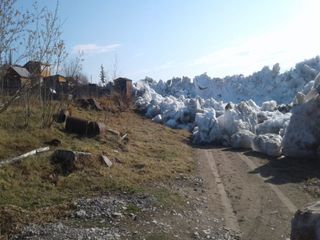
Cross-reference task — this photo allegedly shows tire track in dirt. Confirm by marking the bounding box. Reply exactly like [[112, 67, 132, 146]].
[[199, 147, 317, 239], [237, 153, 297, 214], [203, 148, 293, 239], [203, 149, 241, 233]]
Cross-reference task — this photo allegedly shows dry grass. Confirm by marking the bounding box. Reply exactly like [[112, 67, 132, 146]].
[[0, 98, 194, 235]]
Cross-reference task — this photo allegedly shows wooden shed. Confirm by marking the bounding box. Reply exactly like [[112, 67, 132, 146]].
[[2, 66, 31, 94], [113, 77, 133, 101]]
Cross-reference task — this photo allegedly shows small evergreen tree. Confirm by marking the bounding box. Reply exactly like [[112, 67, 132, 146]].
[[99, 64, 106, 84]]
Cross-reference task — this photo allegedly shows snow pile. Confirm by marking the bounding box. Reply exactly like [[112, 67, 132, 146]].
[[135, 82, 196, 131], [230, 130, 255, 149], [282, 78, 320, 159], [255, 111, 291, 136], [134, 80, 291, 156], [134, 57, 320, 158], [214, 101, 259, 144], [192, 109, 219, 144], [189, 100, 260, 145], [261, 100, 277, 111], [252, 134, 283, 157], [146, 76, 195, 98], [193, 58, 320, 105], [144, 57, 320, 105]]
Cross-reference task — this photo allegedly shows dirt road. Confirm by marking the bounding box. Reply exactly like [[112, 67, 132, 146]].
[[197, 147, 317, 240], [9, 145, 319, 240]]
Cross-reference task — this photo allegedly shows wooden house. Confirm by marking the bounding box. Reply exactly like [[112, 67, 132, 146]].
[[24, 61, 51, 79], [1, 65, 31, 94]]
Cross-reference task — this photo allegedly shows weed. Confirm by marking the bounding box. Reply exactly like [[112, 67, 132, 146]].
[[126, 203, 140, 214]]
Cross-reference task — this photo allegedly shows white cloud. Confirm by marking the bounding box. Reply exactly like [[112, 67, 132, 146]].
[[73, 43, 121, 54]]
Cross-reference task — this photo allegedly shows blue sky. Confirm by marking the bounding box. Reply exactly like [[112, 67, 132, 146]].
[[20, 0, 320, 82]]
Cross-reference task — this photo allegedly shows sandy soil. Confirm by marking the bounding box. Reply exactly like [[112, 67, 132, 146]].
[[196, 147, 317, 240]]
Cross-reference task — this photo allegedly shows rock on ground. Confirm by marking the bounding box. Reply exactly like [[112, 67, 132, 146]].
[[12, 223, 123, 240], [291, 201, 320, 240]]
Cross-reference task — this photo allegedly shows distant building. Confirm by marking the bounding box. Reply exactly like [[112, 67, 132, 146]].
[[24, 61, 51, 83], [113, 77, 133, 101], [65, 76, 77, 87], [1, 65, 31, 94], [43, 74, 67, 95], [0, 60, 75, 97], [74, 83, 99, 98]]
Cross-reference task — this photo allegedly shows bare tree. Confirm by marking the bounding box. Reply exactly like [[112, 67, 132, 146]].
[[77, 72, 89, 84], [63, 51, 84, 79], [63, 51, 90, 86], [25, 1, 67, 70], [22, 1, 68, 127], [111, 54, 119, 80], [0, 0, 31, 99], [0, 0, 67, 120], [0, 0, 31, 65]]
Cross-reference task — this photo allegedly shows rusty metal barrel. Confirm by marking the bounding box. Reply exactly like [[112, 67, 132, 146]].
[[65, 117, 106, 137], [55, 109, 70, 123]]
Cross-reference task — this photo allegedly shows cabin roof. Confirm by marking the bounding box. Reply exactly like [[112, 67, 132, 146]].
[[44, 74, 66, 82], [10, 66, 30, 78], [24, 61, 50, 67], [114, 77, 132, 83]]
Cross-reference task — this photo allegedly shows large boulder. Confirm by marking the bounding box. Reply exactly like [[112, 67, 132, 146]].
[[51, 150, 92, 175], [291, 201, 320, 240], [252, 134, 282, 157], [282, 95, 320, 159]]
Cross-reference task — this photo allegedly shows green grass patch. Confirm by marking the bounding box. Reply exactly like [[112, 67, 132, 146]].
[[0, 100, 194, 235], [126, 203, 140, 214]]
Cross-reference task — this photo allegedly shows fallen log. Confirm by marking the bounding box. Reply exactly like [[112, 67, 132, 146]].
[[0, 146, 50, 167], [107, 128, 120, 136], [119, 133, 128, 142]]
